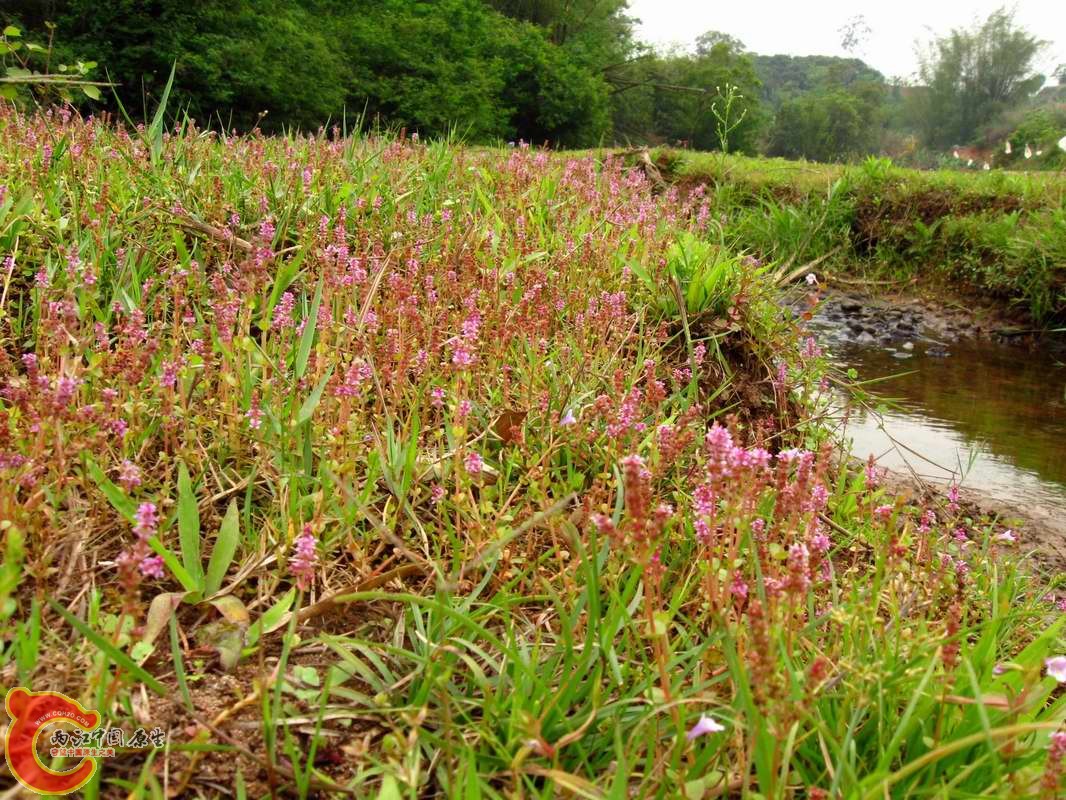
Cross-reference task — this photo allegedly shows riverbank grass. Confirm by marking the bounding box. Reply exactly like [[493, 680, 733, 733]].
[[656, 148, 1066, 323]]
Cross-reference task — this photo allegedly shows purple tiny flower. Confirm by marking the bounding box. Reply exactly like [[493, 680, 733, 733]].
[[451, 341, 475, 368], [810, 531, 831, 555], [559, 409, 577, 427], [245, 393, 264, 430], [686, 714, 725, 741], [1046, 656, 1066, 683]]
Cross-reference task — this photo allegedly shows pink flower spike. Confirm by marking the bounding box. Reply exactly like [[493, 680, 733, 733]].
[[464, 451, 483, 475], [1046, 656, 1066, 683], [133, 502, 158, 539], [290, 526, 318, 590], [139, 555, 165, 579], [686, 714, 725, 741]]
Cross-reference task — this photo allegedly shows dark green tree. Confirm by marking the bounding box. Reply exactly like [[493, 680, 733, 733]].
[[649, 39, 765, 152], [3, 0, 615, 145], [914, 7, 1046, 147], [766, 89, 881, 161]]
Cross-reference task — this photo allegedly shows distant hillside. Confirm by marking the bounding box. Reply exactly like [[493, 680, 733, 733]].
[[752, 54, 886, 106]]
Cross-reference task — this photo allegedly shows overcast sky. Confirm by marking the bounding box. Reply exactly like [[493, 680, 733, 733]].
[[626, 0, 1065, 83]]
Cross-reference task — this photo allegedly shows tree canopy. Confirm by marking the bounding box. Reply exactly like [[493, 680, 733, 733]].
[[915, 7, 1046, 147], [2, 2, 1059, 165]]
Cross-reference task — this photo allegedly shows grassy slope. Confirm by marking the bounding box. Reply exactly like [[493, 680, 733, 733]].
[[0, 111, 1063, 797], [659, 149, 1066, 323]]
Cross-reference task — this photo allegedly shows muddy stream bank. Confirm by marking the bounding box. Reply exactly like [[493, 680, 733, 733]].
[[808, 288, 1066, 572]]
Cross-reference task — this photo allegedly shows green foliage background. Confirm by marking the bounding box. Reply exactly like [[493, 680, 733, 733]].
[[2, 2, 1063, 163]]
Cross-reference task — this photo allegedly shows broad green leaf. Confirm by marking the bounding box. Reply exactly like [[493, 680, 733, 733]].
[[146, 537, 202, 597], [294, 274, 323, 379], [204, 500, 240, 597], [209, 594, 250, 627], [296, 366, 333, 426], [140, 592, 189, 655], [376, 775, 403, 800], [148, 62, 175, 161], [247, 588, 296, 646], [176, 461, 204, 587], [82, 84, 101, 101], [85, 457, 137, 522]]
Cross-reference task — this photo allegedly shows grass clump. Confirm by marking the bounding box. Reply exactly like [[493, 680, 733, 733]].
[[0, 108, 1063, 798]]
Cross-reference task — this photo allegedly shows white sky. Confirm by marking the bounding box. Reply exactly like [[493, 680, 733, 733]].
[[626, 0, 1065, 83]]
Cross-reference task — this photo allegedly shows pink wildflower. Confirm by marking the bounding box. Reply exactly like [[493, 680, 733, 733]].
[[464, 451, 484, 475], [139, 555, 165, 579], [118, 460, 141, 490], [272, 291, 296, 330], [133, 502, 158, 539], [290, 525, 318, 590]]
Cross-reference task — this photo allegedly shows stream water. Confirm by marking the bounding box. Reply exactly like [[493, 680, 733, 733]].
[[811, 301, 1066, 522]]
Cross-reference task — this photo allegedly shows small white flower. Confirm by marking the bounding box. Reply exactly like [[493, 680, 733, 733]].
[[995, 529, 1016, 544], [1045, 656, 1066, 682], [1024, 143, 1033, 159], [1004, 140, 1012, 155], [1059, 135, 1066, 153], [805, 272, 818, 286], [686, 714, 726, 740]]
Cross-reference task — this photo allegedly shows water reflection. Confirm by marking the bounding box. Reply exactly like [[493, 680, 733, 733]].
[[830, 336, 1066, 511]]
